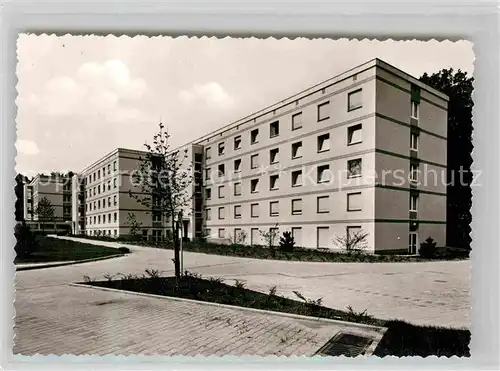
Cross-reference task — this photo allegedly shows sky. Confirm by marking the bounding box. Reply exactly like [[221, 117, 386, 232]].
[[15, 35, 474, 175]]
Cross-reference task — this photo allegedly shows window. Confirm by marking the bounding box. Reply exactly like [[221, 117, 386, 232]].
[[292, 199, 302, 215], [270, 121, 279, 137], [347, 192, 362, 211], [113, 195, 117, 206], [107, 164, 111, 174], [89, 203, 92, 211], [218, 229, 226, 239], [98, 200, 101, 209], [292, 112, 302, 130], [317, 195, 330, 214], [348, 124, 362, 145], [205, 147, 212, 159], [317, 227, 330, 249], [98, 215, 101, 224], [347, 159, 362, 178], [205, 207, 212, 221], [93, 216, 96, 224], [317, 133, 330, 152], [411, 101, 419, 119], [291, 170, 302, 187], [218, 164, 225, 177], [234, 135, 242, 150], [251, 178, 259, 193], [251, 228, 260, 245], [114, 212, 117, 222], [113, 161, 117, 171], [317, 165, 330, 183], [108, 214, 111, 223], [291, 227, 302, 246], [98, 170, 101, 179], [270, 148, 279, 164], [205, 188, 211, 200], [93, 173, 96, 182], [251, 129, 259, 144], [218, 142, 225, 156], [153, 212, 161, 222], [108, 180, 111, 191], [234, 205, 242, 219], [317, 101, 330, 121], [348, 89, 362, 111], [98, 185, 101, 194], [347, 226, 362, 242], [410, 132, 419, 151], [108, 197, 111, 207], [218, 207, 225, 220], [410, 163, 419, 182], [205, 167, 212, 183], [410, 194, 419, 212], [251, 154, 259, 169], [291, 141, 302, 159], [234, 182, 242, 196], [113, 178, 117, 188], [251, 203, 259, 218], [93, 201, 96, 209], [269, 174, 279, 190], [142, 229, 148, 240], [270, 201, 279, 217], [234, 158, 242, 172], [409, 232, 418, 254], [218, 185, 225, 198]]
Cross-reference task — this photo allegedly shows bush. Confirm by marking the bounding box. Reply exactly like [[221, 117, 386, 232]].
[[419, 237, 438, 258], [279, 231, 296, 252], [117, 247, 130, 254], [14, 222, 39, 258]]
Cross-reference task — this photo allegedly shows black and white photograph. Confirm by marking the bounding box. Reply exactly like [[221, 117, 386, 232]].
[[13, 35, 474, 358]]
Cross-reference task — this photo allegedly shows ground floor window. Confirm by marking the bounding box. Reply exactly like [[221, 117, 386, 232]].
[[152, 230, 162, 242], [142, 229, 148, 241], [317, 227, 329, 249], [291, 227, 302, 246], [409, 232, 418, 254]]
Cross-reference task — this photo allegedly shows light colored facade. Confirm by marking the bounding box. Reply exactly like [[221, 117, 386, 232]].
[[71, 146, 202, 241], [23, 173, 73, 232], [62, 58, 447, 254], [198, 58, 448, 253]]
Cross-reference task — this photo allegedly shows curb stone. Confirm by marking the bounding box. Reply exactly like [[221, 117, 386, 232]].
[[15, 254, 127, 271]]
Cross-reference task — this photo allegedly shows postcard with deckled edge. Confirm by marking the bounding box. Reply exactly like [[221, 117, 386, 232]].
[[14, 34, 473, 358]]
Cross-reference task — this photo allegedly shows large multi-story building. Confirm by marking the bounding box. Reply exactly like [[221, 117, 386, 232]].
[[198, 58, 448, 253], [46, 58, 447, 254]]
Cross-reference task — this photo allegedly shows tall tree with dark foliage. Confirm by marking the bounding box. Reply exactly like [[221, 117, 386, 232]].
[[420, 69, 473, 250]]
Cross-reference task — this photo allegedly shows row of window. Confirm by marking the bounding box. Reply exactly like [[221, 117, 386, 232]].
[[206, 192, 362, 220], [211, 225, 363, 248], [86, 161, 118, 184], [206, 191, 420, 220], [86, 179, 118, 198], [87, 212, 118, 225], [209, 124, 363, 181], [206, 158, 362, 199], [206, 90, 363, 159], [86, 195, 117, 212], [88, 229, 117, 237]]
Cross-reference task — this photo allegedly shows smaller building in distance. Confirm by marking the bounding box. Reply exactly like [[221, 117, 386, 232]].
[[23, 172, 73, 233]]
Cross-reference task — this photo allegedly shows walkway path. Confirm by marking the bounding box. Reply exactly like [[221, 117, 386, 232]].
[[14, 236, 470, 355]]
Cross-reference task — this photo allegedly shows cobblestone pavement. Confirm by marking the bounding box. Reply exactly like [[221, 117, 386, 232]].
[[14, 236, 469, 355], [15, 279, 382, 356]]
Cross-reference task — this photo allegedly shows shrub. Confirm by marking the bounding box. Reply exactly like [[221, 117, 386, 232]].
[[279, 231, 296, 252], [117, 247, 130, 254], [14, 222, 39, 258], [419, 237, 438, 259]]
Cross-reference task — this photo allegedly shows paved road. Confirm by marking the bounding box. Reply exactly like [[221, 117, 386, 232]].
[[14, 236, 469, 355], [14, 239, 386, 357]]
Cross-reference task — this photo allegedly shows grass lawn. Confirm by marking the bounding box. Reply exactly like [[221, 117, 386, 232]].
[[74, 235, 470, 263], [132, 240, 468, 263], [15, 236, 127, 264], [84, 271, 470, 357]]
